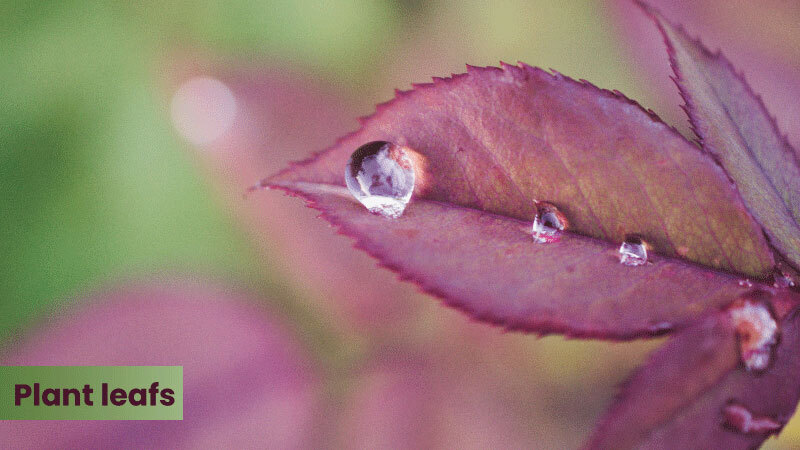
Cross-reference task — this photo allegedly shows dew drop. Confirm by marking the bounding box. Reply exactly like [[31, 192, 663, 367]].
[[531, 201, 568, 243], [345, 141, 415, 218], [618, 235, 648, 266], [722, 403, 782, 435], [773, 269, 796, 289], [728, 299, 778, 372], [738, 279, 754, 288]]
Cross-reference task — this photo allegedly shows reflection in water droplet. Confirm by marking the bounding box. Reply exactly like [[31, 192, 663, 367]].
[[618, 235, 648, 266], [345, 141, 415, 218], [723, 403, 782, 435], [773, 270, 796, 289], [647, 322, 673, 333], [728, 299, 778, 372], [738, 279, 753, 288], [531, 201, 568, 243]]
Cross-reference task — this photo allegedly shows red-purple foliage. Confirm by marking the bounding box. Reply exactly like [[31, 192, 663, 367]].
[[0, 279, 320, 449], [588, 291, 800, 449], [265, 2, 800, 448], [167, 60, 425, 334], [639, 1, 800, 279]]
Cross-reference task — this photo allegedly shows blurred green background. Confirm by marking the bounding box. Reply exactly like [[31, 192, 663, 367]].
[[2, 1, 797, 448], [1, 0, 650, 346]]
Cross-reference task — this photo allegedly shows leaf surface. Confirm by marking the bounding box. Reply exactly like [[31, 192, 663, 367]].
[[167, 61, 427, 333], [277, 183, 773, 338], [587, 295, 800, 449], [609, 0, 800, 151], [270, 63, 775, 337], [642, 4, 800, 271]]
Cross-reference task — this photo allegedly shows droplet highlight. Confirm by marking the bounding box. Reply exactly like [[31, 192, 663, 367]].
[[723, 403, 781, 435], [728, 299, 778, 372], [773, 269, 796, 289], [345, 141, 415, 218], [647, 321, 673, 334], [738, 279, 753, 288], [618, 235, 648, 266], [531, 201, 568, 243]]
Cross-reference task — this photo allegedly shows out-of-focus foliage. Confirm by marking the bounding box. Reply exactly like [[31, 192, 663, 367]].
[[0, 0, 634, 344], [0, 0, 640, 345]]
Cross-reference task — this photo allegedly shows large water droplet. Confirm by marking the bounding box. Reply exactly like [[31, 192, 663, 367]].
[[345, 141, 415, 218], [618, 235, 648, 266], [531, 201, 568, 243], [722, 402, 781, 435], [728, 298, 778, 372]]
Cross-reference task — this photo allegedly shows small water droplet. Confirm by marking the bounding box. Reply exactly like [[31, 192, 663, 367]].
[[722, 402, 782, 435], [728, 299, 778, 372], [618, 235, 648, 266], [738, 279, 753, 288], [773, 269, 796, 289], [345, 141, 415, 218], [531, 201, 568, 243]]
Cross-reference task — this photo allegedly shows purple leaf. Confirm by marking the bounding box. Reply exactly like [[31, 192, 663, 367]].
[[640, 3, 800, 271], [167, 60, 425, 332], [609, 0, 800, 151], [276, 186, 773, 339], [587, 291, 800, 449], [268, 62, 774, 338], [0, 278, 320, 449]]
